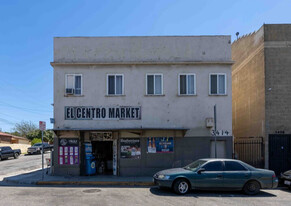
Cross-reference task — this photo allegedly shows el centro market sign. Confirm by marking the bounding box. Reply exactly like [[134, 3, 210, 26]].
[[65, 106, 141, 120]]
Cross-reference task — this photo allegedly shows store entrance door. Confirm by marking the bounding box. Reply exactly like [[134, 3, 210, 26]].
[[92, 141, 113, 175]]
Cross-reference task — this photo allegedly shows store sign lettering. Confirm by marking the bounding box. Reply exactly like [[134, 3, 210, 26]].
[[65, 106, 141, 120]]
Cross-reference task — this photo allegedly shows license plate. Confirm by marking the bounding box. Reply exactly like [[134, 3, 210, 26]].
[[284, 180, 291, 185]]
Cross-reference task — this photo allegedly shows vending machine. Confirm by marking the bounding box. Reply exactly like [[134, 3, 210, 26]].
[[84, 143, 96, 175]]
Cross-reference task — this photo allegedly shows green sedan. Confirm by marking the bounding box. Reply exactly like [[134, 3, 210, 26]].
[[153, 158, 278, 195]]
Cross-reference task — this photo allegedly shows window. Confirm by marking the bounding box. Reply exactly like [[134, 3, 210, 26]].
[[146, 74, 163, 95], [209, 74, 226, 95], [65, 74, 82, 95], [224, 161, 247, 171], [178, 74, 196, 95], [203, 161, 223, 171], [107, 74, 124, 95]]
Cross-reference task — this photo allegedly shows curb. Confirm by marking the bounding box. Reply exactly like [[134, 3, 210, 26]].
[[3, 177, 36, 185], [36, 181, 154, 186]]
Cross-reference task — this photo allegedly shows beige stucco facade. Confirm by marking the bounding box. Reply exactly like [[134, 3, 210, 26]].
[[232, 24, 291, 170]]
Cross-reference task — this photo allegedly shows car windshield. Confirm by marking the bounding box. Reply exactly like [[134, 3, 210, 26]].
[[34, 143, 42, 146], [183, 160, 207, 171]]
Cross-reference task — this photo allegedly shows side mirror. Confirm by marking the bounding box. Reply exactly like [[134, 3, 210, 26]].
[[197, 168, 205, 174]]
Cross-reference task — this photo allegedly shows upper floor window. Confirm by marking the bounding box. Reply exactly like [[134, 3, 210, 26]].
[[209, 73, 227, 95], [178, 74, 196, 95], [107, 74, 124, 95], [65, 74, 82, 95], [146, 74, 163, 95]]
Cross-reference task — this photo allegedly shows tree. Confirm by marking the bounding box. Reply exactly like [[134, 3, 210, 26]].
[[12, 121, 37, 137], [26, 129, 54, 143]]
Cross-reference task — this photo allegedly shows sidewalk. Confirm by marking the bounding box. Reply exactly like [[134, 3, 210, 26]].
[[2, 169, 154, 186]]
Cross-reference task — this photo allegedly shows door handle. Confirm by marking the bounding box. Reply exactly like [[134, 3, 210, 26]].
[[217, 174, 223, 178]]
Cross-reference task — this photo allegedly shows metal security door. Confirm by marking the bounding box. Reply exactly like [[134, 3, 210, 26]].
[[269, 134, 291, 175]]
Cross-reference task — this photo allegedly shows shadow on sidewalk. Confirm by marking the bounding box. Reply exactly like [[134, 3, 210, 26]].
[[0, 169, 153, 188], [149, 187, 277, 198]]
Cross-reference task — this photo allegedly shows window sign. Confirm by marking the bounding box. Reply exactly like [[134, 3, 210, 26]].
[[58, 138, 79, 165], [120, 138, 141, 159], [147, 137, 174, 153]]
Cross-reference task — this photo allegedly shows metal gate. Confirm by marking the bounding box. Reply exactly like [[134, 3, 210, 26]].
[[269, 134, 291, 175], [234, 137, 264, 168]]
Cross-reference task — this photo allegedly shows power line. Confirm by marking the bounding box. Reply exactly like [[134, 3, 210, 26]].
[[0, 118, 15, 125], [0, 100, 52, 114]]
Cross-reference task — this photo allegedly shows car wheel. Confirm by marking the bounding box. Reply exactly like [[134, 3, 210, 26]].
[[243, 181, 260, 195], [0, 156, 2, 161], [14, 153, 19, 159], [173, 179, 190, 195]]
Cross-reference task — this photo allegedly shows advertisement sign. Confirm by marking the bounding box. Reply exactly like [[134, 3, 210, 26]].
[[58, 138, 79, 165], [65, 106, 141, 120], [120, 138, 141, 159], [147, 137, 174, 153]]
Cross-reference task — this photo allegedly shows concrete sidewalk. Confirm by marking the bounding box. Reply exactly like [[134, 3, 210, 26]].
[[2, 169, 154, 186]]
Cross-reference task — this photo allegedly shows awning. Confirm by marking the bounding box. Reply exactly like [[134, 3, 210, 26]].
[[52, 127, 189, 131]]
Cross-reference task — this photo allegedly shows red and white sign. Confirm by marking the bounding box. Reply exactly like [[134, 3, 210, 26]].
[[39, 121, 46, 131]]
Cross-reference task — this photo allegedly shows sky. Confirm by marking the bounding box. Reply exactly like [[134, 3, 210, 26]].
[[0, 0, 290, 132]]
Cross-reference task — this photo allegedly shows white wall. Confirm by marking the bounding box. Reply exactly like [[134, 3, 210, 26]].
[[53, 36, 232, 136], [54, 36, 231, 63], [53, 64, 232, 136]]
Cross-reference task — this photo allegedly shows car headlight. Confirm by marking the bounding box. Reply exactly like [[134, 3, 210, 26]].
[[157, 174, 170, 180], [37, 148, 40, 150]]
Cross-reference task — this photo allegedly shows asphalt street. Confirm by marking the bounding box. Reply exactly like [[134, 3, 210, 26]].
[[0, 185, 290, 206], [0, 153, 290, 206], [0, 152, 50, 180]]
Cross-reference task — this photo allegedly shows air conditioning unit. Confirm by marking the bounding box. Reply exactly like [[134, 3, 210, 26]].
[[66, 88, 74, 95]]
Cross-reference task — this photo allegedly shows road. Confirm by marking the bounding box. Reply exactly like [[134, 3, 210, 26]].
[[0, 186, 290, 206], [0, 153, 50, 180]]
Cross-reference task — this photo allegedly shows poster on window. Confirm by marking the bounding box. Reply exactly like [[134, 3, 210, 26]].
[[147, 137, 174, 153], [120, 138, 141, 159], [58, 138, 79, 165]]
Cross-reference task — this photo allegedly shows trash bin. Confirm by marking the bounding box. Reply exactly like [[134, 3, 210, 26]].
[[85, 156, 96, 175]]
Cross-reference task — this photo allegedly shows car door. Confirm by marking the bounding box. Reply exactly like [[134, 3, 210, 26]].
[[193, 160, 224, 189], [223, 161, 251, 189], [2, 147, 9, 158]]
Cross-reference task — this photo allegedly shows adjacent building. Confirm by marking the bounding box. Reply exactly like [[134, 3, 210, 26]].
[[0, 132, 30, 144], [232, 24, 291, 174], [51, 36, 233, 176]]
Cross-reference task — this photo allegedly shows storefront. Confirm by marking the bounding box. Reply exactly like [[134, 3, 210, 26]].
[[51, 36, 233, 176]]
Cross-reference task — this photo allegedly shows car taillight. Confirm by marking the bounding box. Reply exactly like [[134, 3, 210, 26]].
[[272, 173, 276, 178]]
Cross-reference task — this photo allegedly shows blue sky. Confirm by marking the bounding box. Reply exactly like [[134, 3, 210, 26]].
[[0, 0, 290, 132]]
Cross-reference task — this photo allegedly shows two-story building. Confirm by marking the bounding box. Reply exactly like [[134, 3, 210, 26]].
[[51, 36, 233, 176]]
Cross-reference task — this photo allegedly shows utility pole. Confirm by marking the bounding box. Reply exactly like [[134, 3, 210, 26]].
[[39, 121, 46, 181], [41, 130, 44, 180], [214, 105, 217, 158]]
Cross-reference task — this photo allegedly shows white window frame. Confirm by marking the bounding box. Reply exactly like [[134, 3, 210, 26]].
[[146, 73, 163, 95], [107, 74, 124, 95], [209, 73, 227, 95], [65, 74, 83, 96], [178, 73, 196, 95]]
